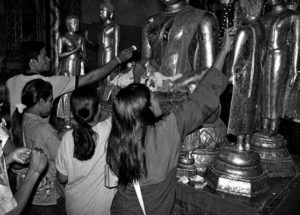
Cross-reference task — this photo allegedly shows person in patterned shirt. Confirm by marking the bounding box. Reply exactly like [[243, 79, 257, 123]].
[[0, 78, 48, 215]]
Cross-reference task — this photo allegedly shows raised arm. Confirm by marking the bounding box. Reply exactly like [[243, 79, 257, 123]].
[[77, 46, 134, 87], [174, 31, 231, 138]]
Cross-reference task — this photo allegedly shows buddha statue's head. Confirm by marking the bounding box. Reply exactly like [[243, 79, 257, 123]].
[[100, 0, 114, 21], [267, 0, 285, 5], [160, 0, 187, 13], [160, 0, 185, 7], [66, 15, 79, 33], [284, 0, 299, 10], [239, 0, 264, 21]]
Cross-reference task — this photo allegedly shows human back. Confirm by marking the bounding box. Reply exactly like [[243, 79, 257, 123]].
[[56, 86, 116, 215]]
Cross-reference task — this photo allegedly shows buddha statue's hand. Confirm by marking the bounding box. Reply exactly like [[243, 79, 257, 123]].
[[289, 73, 298, 87]]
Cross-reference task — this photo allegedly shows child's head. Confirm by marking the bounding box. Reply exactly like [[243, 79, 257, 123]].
[[21, 79, 53, 118], [12, 79, 53, 147], [71, 86, 101, 161], [20, 41, 50, 74]]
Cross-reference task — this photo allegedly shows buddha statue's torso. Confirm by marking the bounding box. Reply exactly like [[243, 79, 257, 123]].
[[142, 5, 219, 77], [260, 8, 300, 120], [100, 23, 120, 65]]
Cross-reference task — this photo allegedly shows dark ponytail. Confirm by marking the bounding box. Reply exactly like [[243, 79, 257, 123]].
[[11, 109, 24, 147], [71, 86, 100, 161]]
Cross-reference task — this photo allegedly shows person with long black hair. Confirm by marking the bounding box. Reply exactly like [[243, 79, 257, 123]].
[[55, 85, 116, 215], [106, 30, 232, 214]]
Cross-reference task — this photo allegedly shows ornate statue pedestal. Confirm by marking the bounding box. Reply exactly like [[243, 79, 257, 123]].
[[252, 133, 298, 177], [192, 148, 221, 175], [191, 117, 227, 175], [205, 145, 269, 197], [177, 154, 197, 178]]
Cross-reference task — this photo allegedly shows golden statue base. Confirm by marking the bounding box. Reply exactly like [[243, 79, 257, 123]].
[[181, 117, 227, 175], [177, 154, 198, 178], [252, 132, 298, 177], [192, 148, 221, 175], [205, 145, 269, 197], [177, 164, 198, 178]]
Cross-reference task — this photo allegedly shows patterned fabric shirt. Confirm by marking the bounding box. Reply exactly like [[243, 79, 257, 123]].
[[14, 113, 61, 205], [0, 126, 17, 214]]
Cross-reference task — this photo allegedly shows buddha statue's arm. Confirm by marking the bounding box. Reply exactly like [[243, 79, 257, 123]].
[[57, 36, 80, 59], [195, 12, 219, 70], [227, 27, 251, 83], [80, 36, 87, 61], [114, 25, 120, 57], [290, 14, 300, 86]]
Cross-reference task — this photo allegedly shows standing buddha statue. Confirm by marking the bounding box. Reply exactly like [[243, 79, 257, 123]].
[[227, 0, 265, 151], [206, 0, 269, 197], [252, 0, 300, 177], [56, 15, 86, 128], [99, 0, 120, 83]]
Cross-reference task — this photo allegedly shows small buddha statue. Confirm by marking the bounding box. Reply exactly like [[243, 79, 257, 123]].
[[99, 0, 120, 83], [57, 15, 86, 128]]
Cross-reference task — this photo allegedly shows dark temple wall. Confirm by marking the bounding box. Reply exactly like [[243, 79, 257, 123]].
[[0, 1, 5, 70]]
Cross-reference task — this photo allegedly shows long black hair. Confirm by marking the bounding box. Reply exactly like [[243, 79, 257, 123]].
[[71, 85, 100, 161], [106, 83, 163, 187], [11, 79, 52, 147]]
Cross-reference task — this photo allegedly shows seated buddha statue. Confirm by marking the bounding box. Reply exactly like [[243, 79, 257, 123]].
[[138, 0, 219, 92], [135, 0, 227, 175]]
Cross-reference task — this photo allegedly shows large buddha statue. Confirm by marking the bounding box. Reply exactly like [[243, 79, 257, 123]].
[[135, 0, 227, 175], [139, 0, 219, 90]]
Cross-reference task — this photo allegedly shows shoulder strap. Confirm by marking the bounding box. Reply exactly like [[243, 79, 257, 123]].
[[133, 180, 146, 215]]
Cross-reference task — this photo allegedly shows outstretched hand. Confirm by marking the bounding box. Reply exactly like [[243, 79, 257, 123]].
[[10, 147, 31, 164], [117, 46, 136, 63]]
